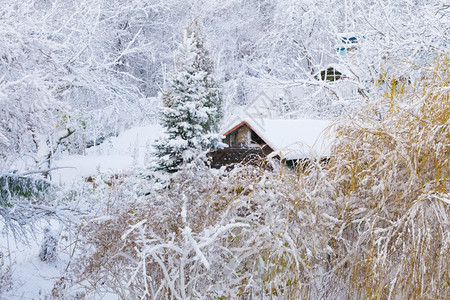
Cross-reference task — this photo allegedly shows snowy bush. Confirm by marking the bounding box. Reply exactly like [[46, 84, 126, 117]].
[[0, 175, 51, 201], [73, 164, 332, 298], [0, 175, 61, 240], [39, 227, 59, 263], [0, 251, 13, 294], [324, 55, 450, 299]]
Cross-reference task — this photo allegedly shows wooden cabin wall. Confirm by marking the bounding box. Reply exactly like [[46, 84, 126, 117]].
[[236, 125, 251, 146]]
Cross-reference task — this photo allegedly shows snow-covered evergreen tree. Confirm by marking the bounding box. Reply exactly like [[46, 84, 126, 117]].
[[153, 28, 223, 172]]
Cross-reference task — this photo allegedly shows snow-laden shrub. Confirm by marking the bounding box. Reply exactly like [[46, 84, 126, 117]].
[[0, 251, 13, 294], [74, 165, 332, 299], [325, 56, 450, 299], [0, 175, 64, 241], [39, 227, 59, 263], [0, 175, 51, 202]]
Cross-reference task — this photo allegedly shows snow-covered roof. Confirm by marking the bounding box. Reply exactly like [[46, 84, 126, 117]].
[[222, 118, 333, 160]]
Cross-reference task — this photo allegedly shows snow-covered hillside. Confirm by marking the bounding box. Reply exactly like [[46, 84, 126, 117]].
[[52, 124, 163, 185]]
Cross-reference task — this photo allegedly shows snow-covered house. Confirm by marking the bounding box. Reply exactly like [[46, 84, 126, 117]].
[[209, 118, 333, 168]]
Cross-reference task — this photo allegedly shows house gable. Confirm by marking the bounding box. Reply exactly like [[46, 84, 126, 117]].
[[223, 121, 272, 152]]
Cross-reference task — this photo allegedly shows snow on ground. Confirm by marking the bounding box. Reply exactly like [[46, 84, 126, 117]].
[[52, 124, 163, 185], [1, 221, 66, 299], [1, 223, 119, 300], [1, 123, 162, 299]]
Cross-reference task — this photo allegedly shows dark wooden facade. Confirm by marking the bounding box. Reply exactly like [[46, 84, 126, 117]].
[[207, 148, 264, 168]]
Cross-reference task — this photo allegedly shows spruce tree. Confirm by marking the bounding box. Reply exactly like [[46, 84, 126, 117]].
[[153, 28, 222, 172]]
